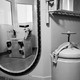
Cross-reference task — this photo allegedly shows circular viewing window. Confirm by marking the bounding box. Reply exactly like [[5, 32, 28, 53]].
[[0, 0, 41, 76]]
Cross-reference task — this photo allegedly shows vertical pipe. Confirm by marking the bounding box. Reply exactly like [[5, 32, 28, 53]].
[[57, 0, 60, 10], [69, 0, 74, 11], [10, 0, 18, 29], [46, 1, 49, 25]]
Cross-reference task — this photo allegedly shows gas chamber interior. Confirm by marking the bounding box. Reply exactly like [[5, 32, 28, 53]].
[[0, 0, 41, 75]]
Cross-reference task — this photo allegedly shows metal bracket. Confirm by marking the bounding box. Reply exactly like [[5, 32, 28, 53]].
[[51, 42, 70, 64], [53, 52, 58, 64]]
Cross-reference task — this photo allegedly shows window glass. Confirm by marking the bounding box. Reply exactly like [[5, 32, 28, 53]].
[[0, 1, 12, 25], [17, 4, 33, 23]]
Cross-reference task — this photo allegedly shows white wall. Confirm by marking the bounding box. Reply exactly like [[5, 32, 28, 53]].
[[51, 16, 80, 52], [0, 0, 52, 80], [29, 0, 51, 78], [0, 0, 12, 52], [0, 0, 12, 25]]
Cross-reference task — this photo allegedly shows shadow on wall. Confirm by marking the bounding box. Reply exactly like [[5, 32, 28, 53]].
[[31, 34, 37, 47], [50, 13, 80, 52], [50, 13, 80, 27]]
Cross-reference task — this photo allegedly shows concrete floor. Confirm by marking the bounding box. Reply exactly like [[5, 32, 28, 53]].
[[0, 48, 37, 72]]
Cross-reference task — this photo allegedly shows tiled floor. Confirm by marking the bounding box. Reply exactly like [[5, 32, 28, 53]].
[[0, 76, 21, 80], [0, 54, 35, 71], [0, 48, 37, 72]]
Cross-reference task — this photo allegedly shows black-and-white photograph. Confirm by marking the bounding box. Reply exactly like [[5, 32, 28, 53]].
[[0, 0, 80, 80]]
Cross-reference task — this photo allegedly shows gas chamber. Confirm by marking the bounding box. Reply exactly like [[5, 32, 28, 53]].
[[0, 24, 32, 58], [6, 25, 32, 58], [0, 24, 39, 75], [0, 0, 41, 76], [51, 31, 80, 80]]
